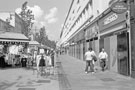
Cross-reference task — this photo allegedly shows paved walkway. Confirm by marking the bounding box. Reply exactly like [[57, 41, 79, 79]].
[[57, 55, 135, 90], [0, 67, 59, 90]]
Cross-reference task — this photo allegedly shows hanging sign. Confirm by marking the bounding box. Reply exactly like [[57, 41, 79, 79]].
[[111, 1, 128, 14], [104, 13, 118, 25]]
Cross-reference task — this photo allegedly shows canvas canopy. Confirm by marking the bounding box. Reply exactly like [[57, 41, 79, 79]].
[[0, 32, 29, 42]]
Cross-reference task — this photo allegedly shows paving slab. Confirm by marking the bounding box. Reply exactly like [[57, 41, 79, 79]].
[[57, 55, 135, 90], [0, 67, 59, 90]]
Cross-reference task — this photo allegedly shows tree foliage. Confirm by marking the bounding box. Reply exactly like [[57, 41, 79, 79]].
[[35, 26, 56, 49], [20, 1, 34, 37]]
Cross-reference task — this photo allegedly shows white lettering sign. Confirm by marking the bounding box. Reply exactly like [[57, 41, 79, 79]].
[[104, 13, 118, 25]]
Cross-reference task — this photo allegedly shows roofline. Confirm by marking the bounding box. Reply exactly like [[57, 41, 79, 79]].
[[60, 0, 74, 38]]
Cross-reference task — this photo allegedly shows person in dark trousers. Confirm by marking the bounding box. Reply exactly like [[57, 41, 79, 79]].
[[51, 51, 54, 67], [21, 54, 27, 67], [0, 53, 6, 68]]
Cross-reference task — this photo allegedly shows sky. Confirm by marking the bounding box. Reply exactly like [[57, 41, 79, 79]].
[[0, 0, 72, 41]]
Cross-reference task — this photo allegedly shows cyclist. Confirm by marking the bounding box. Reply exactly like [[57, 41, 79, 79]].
[[36, 53, 47, 76]]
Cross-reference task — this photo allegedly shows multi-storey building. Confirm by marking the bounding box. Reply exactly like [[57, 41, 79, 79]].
[[59, 0, 110, 45], [0, 12, 28, 36], [59, 0, 135, 78], [0, 18, 14, 32]]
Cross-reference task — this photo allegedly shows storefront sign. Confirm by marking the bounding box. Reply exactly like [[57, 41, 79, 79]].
[[85, 23, 98, 40], [104, 13, 118, 25], [111, 1, 128, 14]]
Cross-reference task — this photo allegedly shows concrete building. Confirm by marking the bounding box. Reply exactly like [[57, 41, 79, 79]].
[[0, 12, 28, 36], [58, 0, 135, 78], [0, 18, 14, 32]]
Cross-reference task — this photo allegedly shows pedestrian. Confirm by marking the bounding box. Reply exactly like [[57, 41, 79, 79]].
[[21, 54, 27, 67], [99, 48, 108, 71], [84, 47, 96, 74], [36, 52, 47, 76], [0, 52, 6, 68], [51, 50, 55, 67]]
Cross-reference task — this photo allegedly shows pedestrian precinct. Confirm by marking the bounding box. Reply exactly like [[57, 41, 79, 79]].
[[84, 48, 96, 74], [99, 48, 108, 71]]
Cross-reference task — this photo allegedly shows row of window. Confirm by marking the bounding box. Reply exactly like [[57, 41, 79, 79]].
[[65, 2, 93, 38], [63, 0, 89, 37]]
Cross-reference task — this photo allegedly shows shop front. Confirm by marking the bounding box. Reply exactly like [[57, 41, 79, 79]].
[[85, 22, 99, 54], [73, 29, 85, 60], [0, 32, 29, 68], [98, 10, 130, 76], [67, 29, 85, 60]]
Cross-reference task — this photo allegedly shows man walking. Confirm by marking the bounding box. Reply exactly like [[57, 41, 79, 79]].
[[84, 48, 96, 74], [99, 48, 108, 71]]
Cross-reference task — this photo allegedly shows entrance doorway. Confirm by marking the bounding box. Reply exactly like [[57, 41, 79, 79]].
[[117, 32, 130, 76]]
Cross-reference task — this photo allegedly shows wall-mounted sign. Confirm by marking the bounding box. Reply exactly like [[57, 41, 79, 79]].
[[104, 13, 118, 25], [85, 23, 98, 40], [111, 1, 128, 14]]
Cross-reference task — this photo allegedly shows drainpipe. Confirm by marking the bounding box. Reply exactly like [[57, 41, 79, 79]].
[[127, 0, 131, 77]]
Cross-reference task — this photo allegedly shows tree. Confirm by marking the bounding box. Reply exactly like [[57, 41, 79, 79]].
[[20, 1, 34, 37], [35, 26, 56, 49], [38, 26, 46, 44]]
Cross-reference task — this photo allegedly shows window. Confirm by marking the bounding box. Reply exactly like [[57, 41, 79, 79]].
[[77, 6, 81, 13]]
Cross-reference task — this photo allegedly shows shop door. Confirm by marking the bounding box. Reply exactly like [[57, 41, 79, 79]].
[[117, 32, 130, 76], [80, 43, 83, 60], [83, 41, 86, 60], [110, 35, 117, 72], [78, 43, 81, 59], [104, 37, 110, 70]]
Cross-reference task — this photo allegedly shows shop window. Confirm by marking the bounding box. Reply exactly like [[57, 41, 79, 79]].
[[99, 38, 104, 52]]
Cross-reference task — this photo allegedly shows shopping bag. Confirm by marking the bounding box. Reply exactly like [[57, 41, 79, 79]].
[[92, 55, 97, 62]]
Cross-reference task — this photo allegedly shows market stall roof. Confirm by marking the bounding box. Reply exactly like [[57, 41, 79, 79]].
[[29, 40, 39, 45], [0, 32, 29, 42], [38, 44, 51, 50]]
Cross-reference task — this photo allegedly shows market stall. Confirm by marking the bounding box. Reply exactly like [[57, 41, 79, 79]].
[[0, 32, 29, 67], [28, 40, 40, 67]]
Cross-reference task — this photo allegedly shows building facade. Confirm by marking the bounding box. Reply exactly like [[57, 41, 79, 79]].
[[58, 0, 135, 78], [0, 12, 28, 36], [58, 0, 111, 59], [0, 19, 14, 32], [15, 13, 28, 36]]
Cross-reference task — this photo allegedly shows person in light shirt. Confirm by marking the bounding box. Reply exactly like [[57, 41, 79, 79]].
[[85, 48, 96, 74], [99, 48, 108, 71]]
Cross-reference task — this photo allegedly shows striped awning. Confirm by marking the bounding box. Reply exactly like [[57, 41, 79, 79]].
[[29, 40, 40, 45], [0, 32, 29, 43]]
